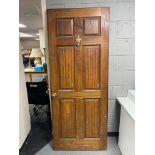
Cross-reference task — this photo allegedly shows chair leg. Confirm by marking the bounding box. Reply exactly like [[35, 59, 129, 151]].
[[46, 105, 50, 121], [30, 105, 51, 122], [35, 105, 45, 113], [31, 105, 44, 118], [33, 105, 38, 116]]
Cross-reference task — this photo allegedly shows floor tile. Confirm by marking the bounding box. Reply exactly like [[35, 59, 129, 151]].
[[19, 111, 51, 155]]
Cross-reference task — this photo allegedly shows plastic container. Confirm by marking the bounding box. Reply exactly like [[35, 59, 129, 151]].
[[33, 65, 43, 71]]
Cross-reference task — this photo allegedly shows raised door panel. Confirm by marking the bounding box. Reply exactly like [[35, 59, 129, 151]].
[[85, 99, 100, 138], [60, 99, 76, 138], [57, 46, 75, 90], [57, 18, 73, 36], [83, 45, 100, 89], [83, 17, 101, 35]]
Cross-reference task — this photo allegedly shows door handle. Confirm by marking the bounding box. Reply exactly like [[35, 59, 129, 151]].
[[52, 93, 57, 97]]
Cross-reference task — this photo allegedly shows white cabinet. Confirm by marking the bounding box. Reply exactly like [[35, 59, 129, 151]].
[[117, 90, 135, 155]]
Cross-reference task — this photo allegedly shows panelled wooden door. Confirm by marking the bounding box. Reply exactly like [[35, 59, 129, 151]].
[[47, 8, 109, 150]]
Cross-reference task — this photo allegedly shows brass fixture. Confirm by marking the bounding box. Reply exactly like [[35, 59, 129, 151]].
[[74, 35, 82, 46]]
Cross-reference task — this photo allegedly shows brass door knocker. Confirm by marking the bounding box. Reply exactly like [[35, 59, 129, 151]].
[[74, 35, 82, 46]]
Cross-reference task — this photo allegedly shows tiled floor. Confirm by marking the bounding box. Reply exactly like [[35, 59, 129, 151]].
[[19, 110, 51, 155], [36, 137, 122, 155]]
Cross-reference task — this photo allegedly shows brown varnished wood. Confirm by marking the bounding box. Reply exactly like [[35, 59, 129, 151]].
[[76, 99, 85, 139], [56, 37, 74, 46], [47, 14, 60, 149], [101, 8, 110, 42], [47, 8, 109, 150], [75, 44, 83, 90], [58, 137, 106, 150], [83, 17, 101, 35], [48, 8, 102, 19], [74, 17, 83, 91], [58, 90, 101, 98], [83, 45, 100, 89], [56, 36, 103, 46], [57, 46, 75, 89], [74, 18, 83, 35], [56, 18, 73, 36], [85, 99, 100, 138], [101, 8, 109, 146], [60, 99, 76, 138], [82, 36, 102, 45]]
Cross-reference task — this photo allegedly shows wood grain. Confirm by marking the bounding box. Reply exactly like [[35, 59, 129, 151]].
[[60, 99, 76, 138], [74, 18, 83, 35], [83, 45, 100, 89], [57, 46, 75, 89], [85, 99, 100, 138], [56, 18, 73, 36], [83, 17, 101, 35]]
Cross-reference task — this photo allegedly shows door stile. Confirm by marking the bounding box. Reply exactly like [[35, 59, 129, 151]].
[[76, 98, 85, 139], [48, 13, 60, 149], [100, 8, 110, 147], [74, 17, 85, 140], [74, 45, 83, 91]]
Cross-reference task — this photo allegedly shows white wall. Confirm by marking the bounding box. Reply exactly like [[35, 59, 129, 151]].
[[19, 42, 31, 148], [19, 0, 43, 29], [45, 0, 135, 132], [39, 29, 46, 63], [41, 0, 52, 109], [39, 29, 45, 48], [20, 39, 40, 49]]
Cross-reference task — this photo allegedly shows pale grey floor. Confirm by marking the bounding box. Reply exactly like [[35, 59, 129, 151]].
[[35, 137, 121, 155]]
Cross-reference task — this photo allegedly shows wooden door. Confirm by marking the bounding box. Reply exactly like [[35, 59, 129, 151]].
[[47, 8, 109, 150]]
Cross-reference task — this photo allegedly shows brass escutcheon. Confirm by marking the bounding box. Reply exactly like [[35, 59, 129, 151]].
[[74, 35, 82, 46]]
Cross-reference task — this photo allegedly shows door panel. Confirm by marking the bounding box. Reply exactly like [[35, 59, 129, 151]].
[[56, 18, 73, 36], [60, 99, 76, 138], [57, 46, 75, 90], [85, 99, 100, 138], [83, 17, 101, 35], [47, 8, 109, 150], [83, 45, 100, 89]]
